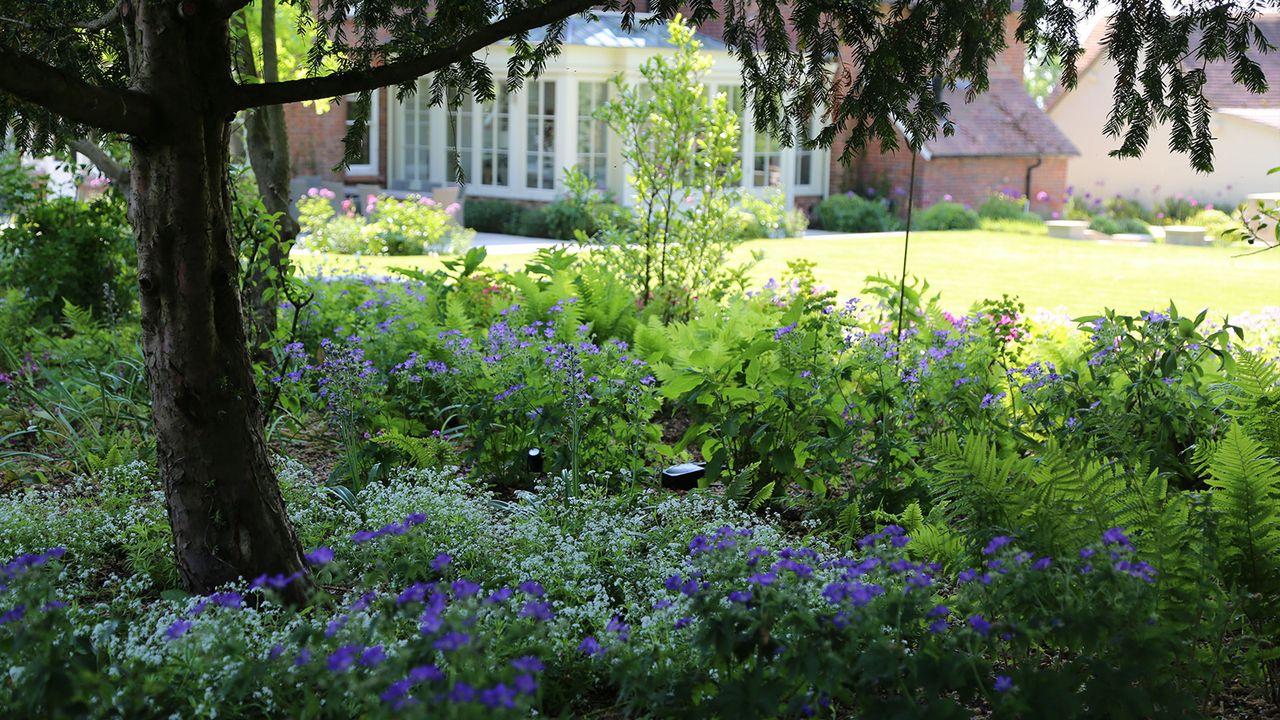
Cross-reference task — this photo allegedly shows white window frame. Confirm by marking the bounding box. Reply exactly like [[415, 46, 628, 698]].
[[345, 89, 380, 177]]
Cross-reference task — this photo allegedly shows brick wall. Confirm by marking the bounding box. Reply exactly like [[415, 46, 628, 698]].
[[284, 91, 388, 185], [923, 155, 1070, 214]]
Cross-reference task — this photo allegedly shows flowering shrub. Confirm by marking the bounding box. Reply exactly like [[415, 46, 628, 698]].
[[396, 306, 662, 484], [297, 188, 472, 256], [914, 201, 981, 231], [596, 525, 1192, 718]]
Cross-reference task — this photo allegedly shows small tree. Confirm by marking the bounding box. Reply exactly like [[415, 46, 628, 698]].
[[570, 17, 754, 323]]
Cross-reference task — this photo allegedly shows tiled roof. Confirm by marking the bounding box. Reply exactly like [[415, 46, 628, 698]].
[[924, 77, 1078, 157], [1048, 12, 1280, 116], [1196, 13, 1280, 112], [523, 12, 726, 50]]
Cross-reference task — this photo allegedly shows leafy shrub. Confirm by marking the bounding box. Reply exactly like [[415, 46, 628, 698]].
[[400, 306, 661, 484], [814, 193, 899, 232], [367, 195, 472, 255], [0, 151, 46, 216], [1103, 196, 1155, 223], [541, 199, 592, 240], [0, 197, 135, 325], [978, 193, 1028, 220], [296, 188, 367, 253], [1153, 195, 1199, 223], [914, 201, 981, 230], [1088, 215, 1149, 235], [463, 198, 525, 234], [297, 189, 472, 255], [733, 192, 809, 239], [1187, 208, 1241, 243], [608, 525, 1194, 719], [513, 206, 550, 239]]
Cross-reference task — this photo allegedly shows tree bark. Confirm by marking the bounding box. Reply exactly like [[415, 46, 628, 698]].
[[127, 1, 310, 601], [236, 0, 298, 354]]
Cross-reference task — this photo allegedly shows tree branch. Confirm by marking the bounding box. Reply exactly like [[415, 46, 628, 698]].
[[227, 0, 597, 111], [0, 43, 158, 136], [77, 2, 123, 32], [70, 137, 132, 192]]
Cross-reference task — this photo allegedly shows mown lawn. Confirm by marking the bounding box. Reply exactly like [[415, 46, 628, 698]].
[[292, 230, 1280, 315]]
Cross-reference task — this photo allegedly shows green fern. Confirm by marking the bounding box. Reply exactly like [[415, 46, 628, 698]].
[[1215, 351, 1280, 454], [1204, 423, 1280, 592], [61, 299, 103, 336], [925, 433, 1029, 543], [370, 430, 458, 471]]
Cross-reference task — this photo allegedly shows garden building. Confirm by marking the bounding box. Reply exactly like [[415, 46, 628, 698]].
[[285, 3, 1077, 217]]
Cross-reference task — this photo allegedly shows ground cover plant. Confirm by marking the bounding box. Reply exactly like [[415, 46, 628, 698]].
[[4, 4, 1280, 715]]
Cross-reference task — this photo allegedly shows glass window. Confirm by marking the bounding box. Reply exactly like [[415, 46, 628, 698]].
[[447, 94, 474, 183], [344, 90, 378, 173], [795, 116, 822, 188], [480, 88, 510, 186], [576, 81, 609, 189], [526, 81, 556, 190], [752, 130, 784, 188], [401, 82, 431, 189]]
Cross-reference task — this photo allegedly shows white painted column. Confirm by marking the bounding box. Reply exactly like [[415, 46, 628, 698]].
[[555, 77, 576, 194]]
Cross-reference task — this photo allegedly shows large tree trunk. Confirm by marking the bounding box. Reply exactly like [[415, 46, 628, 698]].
[[128, 1, 310, 601]]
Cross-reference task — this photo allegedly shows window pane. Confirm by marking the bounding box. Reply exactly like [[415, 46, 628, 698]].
[[576, 81, 610, 189]]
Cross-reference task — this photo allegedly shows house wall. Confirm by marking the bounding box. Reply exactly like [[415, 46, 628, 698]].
[[1048, 55, 1280, 206], [925, 155, 1069, 214], [284, 92, 389, 185]]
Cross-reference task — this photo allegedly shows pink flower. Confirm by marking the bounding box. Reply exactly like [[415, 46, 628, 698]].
[[1036, 191, 1049, 202], [320, 188, 336, 199], [445, 202, 461, 214], [307, 187, 320, 197], [1189, 198, 1198, 207], [420, 196, 437, 206], [1205, 203, 1214, 211], [1156, 212, 1165, 219], [1051, 211, 1061, 219], [943, 194, 953, 201]]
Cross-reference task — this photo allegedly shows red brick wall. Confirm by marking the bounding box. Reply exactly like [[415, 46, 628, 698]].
[[284, 91, 388, 185], [922, 155, 1068, 215]]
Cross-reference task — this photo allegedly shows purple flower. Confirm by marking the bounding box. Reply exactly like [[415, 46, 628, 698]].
[[485, 587, 513, 605], [327, 644, 363, 672], [983, 536, 1013, 556], [994, 675, 1013, 693], [774, 323, 798, 340], [1032, 557, 1053, 571], [451, 579, 481, 598], [578, 636, 603, 656], [431, 553, 452, 571], [433, 632, 471, 652], [518, 580, 545, 597], [514, 674, 538, 695], [511, 656, 544, 673], [1102, 527, 1133, 549], [165, 618, 193, 641], [1079, 547, 1096, 559], [518, 600, 554, 622], [606, 614, 631, 641], [968, 614, 992, 637], [928, 619, 948, 634], [359, 645, 387, 667], [480, 683, 517, 710], [409, 664, 444, 683], [305, 547, 335, 565], [728, 590, 753, 604], [674, 616, 693, 630], [926, 605, 950, 619]]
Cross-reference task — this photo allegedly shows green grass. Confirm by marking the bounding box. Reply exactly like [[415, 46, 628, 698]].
[[293, 230, 1280, 316]]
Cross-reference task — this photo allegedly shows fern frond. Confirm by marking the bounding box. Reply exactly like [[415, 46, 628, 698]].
[[1204, 423, 1280, 591]]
